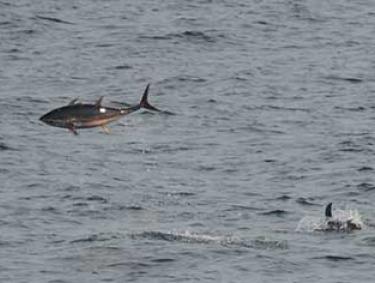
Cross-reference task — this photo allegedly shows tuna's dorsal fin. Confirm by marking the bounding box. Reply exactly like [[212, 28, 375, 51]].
[[325, 202, 333, 217], [95, 96, 104, 108], [68, 98, 79, 105]]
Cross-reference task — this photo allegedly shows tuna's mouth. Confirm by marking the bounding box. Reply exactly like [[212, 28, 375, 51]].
[[39, 115, 50, 123], [39, 115, 58, 125]]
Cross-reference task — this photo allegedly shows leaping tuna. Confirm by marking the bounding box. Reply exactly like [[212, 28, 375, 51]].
[[39, 84, 160, 135]]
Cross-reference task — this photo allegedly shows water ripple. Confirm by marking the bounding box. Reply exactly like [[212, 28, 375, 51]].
[[260, 210, 289, 217], [313, 255, 355, 262], [34, 15, 74, 25], [357, 182, 375, 192]]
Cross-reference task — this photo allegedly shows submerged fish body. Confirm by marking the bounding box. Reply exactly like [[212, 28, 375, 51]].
[[296, 202, 363, 233], [323, 202, 362, 232], [40, 84, 160, 134]]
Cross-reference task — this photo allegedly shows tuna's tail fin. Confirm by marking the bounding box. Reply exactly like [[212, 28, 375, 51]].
[[139, 84, 161, 112], [325, 202, 333, 217]]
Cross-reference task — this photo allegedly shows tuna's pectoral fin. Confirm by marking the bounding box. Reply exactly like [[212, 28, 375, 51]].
[[101, 125, 111, 134], [67, 125, 78, 135], [95, 96, 104, 108]]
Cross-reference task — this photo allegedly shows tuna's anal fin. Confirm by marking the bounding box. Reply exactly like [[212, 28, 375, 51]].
[[68, 125, 78, 135], [101, 125, 111, 134]]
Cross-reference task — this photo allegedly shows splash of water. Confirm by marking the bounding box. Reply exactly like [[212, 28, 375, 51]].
[[296, 208, 363, 233]]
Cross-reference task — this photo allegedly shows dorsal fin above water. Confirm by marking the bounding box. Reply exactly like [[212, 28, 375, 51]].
[[68, 98, 79, 105], [325, 202, 333, 217], [95, 96, 104, 108]]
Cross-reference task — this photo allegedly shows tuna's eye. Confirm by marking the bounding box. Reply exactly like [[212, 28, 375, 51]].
[[99, 108, 106, 113]]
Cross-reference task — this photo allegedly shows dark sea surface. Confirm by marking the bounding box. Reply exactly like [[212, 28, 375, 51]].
[[1, 0, 375, 282]]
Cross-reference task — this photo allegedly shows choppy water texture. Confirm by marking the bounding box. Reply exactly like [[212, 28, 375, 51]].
[[1, 0, 375, 282]]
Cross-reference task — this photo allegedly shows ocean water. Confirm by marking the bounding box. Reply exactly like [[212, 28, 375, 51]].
[[1, 0, 375, 282]]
